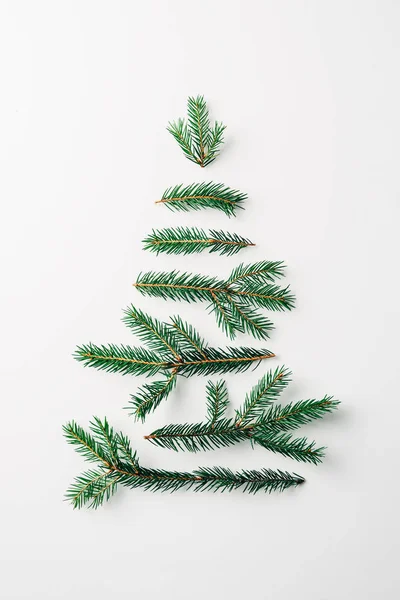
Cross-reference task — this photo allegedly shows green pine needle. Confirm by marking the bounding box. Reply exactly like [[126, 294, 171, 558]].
[[155, 182, 246, 217], [167, 96, 226, 167], [74, 306, 275, 420], [133, 262, 294, 340], [143, 227, 255, 256], [64, 417, 304, 509]]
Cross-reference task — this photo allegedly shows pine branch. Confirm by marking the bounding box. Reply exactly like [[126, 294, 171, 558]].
[[121, 306, 181, 360], [115, 432, 139, 469], [206, 380, 229, 426], [143, 227, 255, 256], [90, 416, 119, 464], [62, 420, 111, 465], [259, 396, 340, 433], [203, 122, 225, 166], [133, 261, 294, 340], [74, 342, 275, 379], [213, 294, 275, 341], [166, 118, 197, 165], [170, 314, 208, 357], [65, 468, 119, 510], [145, 369, 339, 464], [227, 260, 286, 285], [168, 96, 226, 167], [64, 417, 304, 509], [74, 306, 275, 420], [187, 95, 210, 163], [175, 346, 275, 377], [155, 182, 246, 217], [251, 430, 325, 465], [235, 366, 291, 427], [145, 419, 246, 452], [128, 371, 178, 421], [74, 343, 167, 377]]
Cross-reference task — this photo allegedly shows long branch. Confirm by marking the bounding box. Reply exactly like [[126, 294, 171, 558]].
[[81, 350, 274, 371], [133, 282, 283, 302]]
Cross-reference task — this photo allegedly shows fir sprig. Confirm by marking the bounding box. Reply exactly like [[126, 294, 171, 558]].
[[258, 397, 339, 433], [235, 366, 291, 427], [145, 367, 339, 465], [64, 417, 305, 509], [155, 182, 246, 217], [74, 306, 275, 420], [143, 227, 255, 256], [206, 381, 230, 426], [167, 96, 226, 167], [133, 261, 294, 340]]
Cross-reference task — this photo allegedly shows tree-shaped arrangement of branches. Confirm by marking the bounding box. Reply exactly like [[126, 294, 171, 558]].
[[143, 226, 255, 256], [74, 306, 275, 420], [64, 416, 305, 509], [145, 367, 339, 465], [155, 182, 246, 217], [167, 95, 226, 167], [133, 261, 295, 340], [64, 95, 338, 510]]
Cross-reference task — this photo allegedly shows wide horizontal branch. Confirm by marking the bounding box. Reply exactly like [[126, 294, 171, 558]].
[[74, 344, 275, 377], [75, 307, 276, 420], [64, 417, 305, 509], [145, 368, 339, 464], [133, 262, 295, 340]]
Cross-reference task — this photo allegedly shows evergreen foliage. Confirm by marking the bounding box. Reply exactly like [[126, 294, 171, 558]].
[[155, 182, 246, 217], [143, 226, 255, 256], [133, 261, 294, 340], [167, 95, 226, 167], [64, 417, 305, 509], [64, 94, 338, 509], [145, 367, 339, 465], [74, 306, 275, 420]]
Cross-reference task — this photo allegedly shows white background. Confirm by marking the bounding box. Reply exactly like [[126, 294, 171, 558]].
[[1, 1, 399, 598]]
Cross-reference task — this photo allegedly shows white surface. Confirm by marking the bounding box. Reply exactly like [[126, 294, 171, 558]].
[[1, 1, 399, 598]]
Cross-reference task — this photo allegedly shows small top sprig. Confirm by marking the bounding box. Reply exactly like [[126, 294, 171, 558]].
[[167, 95, 226, 167]]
